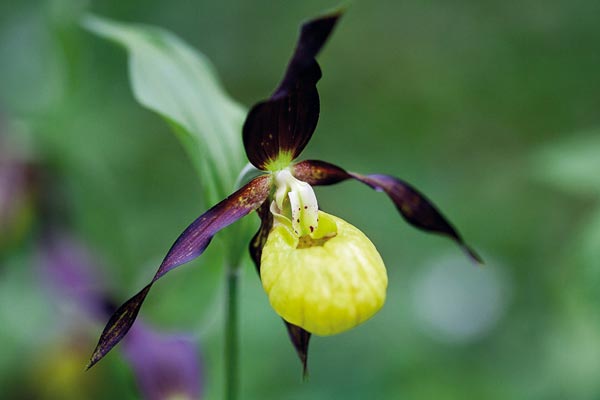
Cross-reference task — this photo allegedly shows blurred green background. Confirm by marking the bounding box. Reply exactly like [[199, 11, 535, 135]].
[[2, 0, 600, 399]]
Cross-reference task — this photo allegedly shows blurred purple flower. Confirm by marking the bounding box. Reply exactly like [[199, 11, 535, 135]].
[[38, 232, 109, 321], [123, 324, 202, 400], [38, 231, 203, 400]]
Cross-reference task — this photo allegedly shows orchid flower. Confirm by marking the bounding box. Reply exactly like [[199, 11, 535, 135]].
[[88, 12, 480, 373]]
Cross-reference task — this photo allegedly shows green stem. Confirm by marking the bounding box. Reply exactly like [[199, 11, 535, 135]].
[[225, 263, 240, 400]]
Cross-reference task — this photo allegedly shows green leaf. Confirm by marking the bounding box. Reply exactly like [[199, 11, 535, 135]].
[[81, 14, 247, 205], [530, 129, 600, 197]]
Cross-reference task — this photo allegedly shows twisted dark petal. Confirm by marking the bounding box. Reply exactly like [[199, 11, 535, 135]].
[[292, 160, 482, 263], [249, 200, 312, 374], [87, 175, 272, 369], [242, 13, 341, 169]]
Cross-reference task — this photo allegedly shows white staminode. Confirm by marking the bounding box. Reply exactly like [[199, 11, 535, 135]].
[[272, 169, 319, 237]]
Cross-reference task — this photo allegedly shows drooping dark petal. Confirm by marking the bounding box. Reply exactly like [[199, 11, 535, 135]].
[[292, 160, 482, 263], [284, 321, 311, 378], [353, 174, 483, 263], [87, 174, 272, 369], [249, 200, 312, 374], [122, 323, 202, 400], [242, 12, 342, 170]]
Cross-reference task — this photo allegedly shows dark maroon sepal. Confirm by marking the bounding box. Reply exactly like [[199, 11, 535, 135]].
[[285, 321, 311, 378], [87, 175, 272, 369], [272, 12, 341, 99], [292, 160, 482, 263], [242, 13, 342, 170]]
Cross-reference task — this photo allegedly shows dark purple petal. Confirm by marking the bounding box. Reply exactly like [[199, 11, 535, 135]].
[[122, 323, 202, 400], [242, 13, 341, 170], [292, 160, 482, 263], [353, 174, 483, 263], [87, 174, 272, 369], [249, 201, 312, 374]]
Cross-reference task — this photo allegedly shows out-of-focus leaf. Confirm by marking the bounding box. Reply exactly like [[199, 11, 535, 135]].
[[82, 14, 247, 205], [531, 130, 600, 197]]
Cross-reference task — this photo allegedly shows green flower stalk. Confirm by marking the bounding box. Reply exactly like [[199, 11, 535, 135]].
[[87, 11, 481, 378]]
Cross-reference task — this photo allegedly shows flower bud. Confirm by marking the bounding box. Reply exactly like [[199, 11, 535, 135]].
[[261, 211, 387, 335]]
